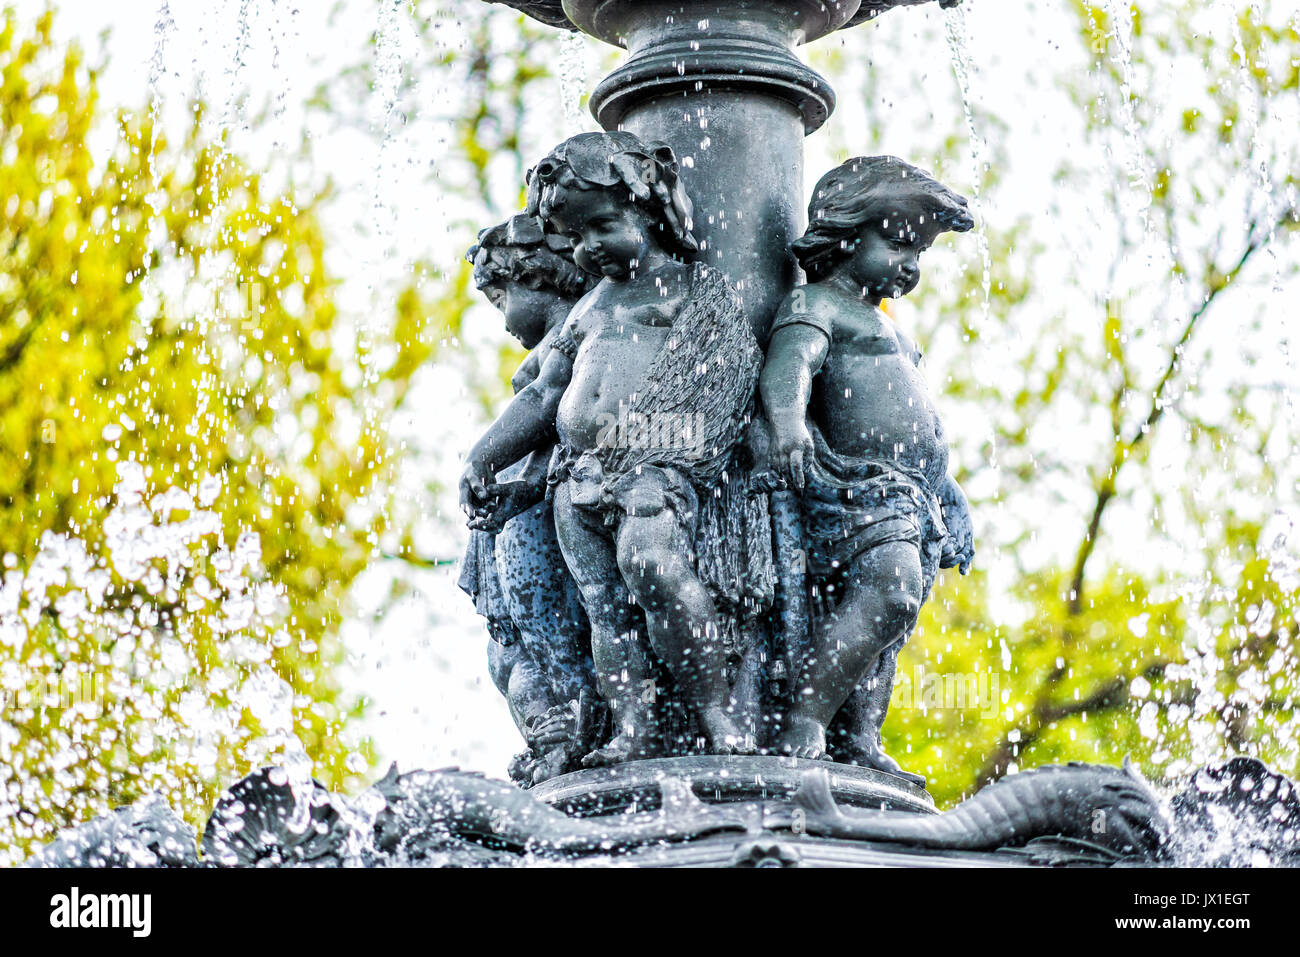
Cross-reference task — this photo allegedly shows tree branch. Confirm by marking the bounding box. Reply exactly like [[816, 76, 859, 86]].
[[1068, 210, 1290, 607]]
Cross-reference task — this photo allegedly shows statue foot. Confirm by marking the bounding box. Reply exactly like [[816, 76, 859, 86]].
[[775, 713, 829, 761], [529, 744, 573, 785], [710, 735, 758, 756], [699, 706, 755, 755], [523, 699, 610, 782], [507, 748, 539, 785], [783, 744, 832, 761], [581, 734, 641, 768], [840, 742, 927, 789]]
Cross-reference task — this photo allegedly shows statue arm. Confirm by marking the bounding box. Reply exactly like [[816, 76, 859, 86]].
[[896, 328, 924, 367], [760, 319, 828, 490], [509, 324, 562, 394], [461, 344, 572, 514], [511, 349, 542, 394], [938, 473, 975, 574]]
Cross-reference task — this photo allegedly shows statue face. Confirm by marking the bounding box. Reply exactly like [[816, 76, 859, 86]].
[[845, 227, 928, 299], [544, 186, 655, 281], [484, 280, 553, 349]]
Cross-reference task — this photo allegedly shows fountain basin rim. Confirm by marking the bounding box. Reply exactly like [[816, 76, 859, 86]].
[[529, 753, 936, 817]]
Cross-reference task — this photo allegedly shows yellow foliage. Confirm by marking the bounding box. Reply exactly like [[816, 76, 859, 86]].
[[0, 10, 433, 862]]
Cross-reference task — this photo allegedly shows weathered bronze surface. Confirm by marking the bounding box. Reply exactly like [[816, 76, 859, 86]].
[[24, 0, 1300, 870]]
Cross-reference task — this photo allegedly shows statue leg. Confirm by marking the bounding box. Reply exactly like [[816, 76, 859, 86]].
[[486, 638, 557, 784], [614, 506, 749, 755], [552, 483, 659, 766], [830, 643, 926, 788], [777, 540, 923, 760], [497, 499, 597, 705], [487, 638, 554, 732], [496, 499, 601, 783]]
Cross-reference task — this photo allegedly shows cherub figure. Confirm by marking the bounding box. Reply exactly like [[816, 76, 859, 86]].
[[457, 213, 601, 785], [760, 155, 976, 775], [460, 132, 762, 764]]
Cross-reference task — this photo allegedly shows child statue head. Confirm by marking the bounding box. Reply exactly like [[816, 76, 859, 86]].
[[526, 131, 698, 281], [466, 212, 594, 348], [793, 155, 974, 299]]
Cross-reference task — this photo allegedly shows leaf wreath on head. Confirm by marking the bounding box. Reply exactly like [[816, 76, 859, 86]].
[[526, 131, 699, 257], [465, 213, 594, 298]]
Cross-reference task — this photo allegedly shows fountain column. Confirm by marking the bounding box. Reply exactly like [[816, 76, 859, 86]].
[[562, 0, 859, 341]]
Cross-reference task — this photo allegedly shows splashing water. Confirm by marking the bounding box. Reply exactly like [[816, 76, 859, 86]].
[[0, 463, 310, 865]]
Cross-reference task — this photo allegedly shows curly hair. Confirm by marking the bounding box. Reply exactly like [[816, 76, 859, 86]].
[[525, 131, 699, 259], [465, 213, 593, 299], [793, 155, 974, 283]]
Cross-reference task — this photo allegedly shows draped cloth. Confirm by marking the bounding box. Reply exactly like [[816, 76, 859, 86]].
[[594, 262, 761, 489], [801, 421, 947, 601], [458, 529, 516, 646]]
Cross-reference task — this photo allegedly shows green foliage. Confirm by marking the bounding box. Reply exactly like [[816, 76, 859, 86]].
[[878, 0, 1300, 804], [7, 0, 1298, 863], [0, 9, 435, 862]]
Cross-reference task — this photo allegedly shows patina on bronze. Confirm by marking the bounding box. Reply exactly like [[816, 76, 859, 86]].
[[26, 0, 1300, 870]]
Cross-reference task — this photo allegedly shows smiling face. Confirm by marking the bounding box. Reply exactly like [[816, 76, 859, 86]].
[[844, 226, 930, 300], [543, 186, 659, 282]]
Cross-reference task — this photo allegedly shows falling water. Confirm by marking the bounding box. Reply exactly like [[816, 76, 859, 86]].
[[123, 0, 176, 447], [558, 30, 589, 135], [369, 0, 404, 397], [942, 4, 990, 325], [267, 0, 294, 154], [146, 2, 174, 162], [1097, 0, 1190, 342], [187, 1, 260, 457], [358, 0, 411, 562], [941, 3, 1016, 701], [1226, 1, 1297, 464], [1099, 0, 1154, 226]]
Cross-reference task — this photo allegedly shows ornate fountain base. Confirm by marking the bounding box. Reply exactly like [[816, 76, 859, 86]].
[[23, 756, 1299, 868], [530, 755, 990, 868], [531, 754, 934, 817]]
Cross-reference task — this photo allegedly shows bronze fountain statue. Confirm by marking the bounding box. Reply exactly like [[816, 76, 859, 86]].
[[453, 0, 983, 808], [24, 0, 1300, 868]]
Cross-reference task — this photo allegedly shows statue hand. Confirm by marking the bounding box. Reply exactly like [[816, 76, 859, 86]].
[[459, 460, 494, 517], [771, 418, 815, 491], [467, 480, 543, 533], [940, 503, 975, 574]]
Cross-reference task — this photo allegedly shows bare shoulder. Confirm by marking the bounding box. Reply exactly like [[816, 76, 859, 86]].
[[794, 281, 851, 315], [890, 323, 924, 366], [771, 282, 844, 342], [563, 281, 605, 335]]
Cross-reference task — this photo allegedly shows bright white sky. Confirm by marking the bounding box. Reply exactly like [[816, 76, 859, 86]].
[[12, 0, 1299, 783]]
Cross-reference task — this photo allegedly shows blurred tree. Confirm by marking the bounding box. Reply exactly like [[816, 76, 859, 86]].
[[859, 0, 1300, 801], [0, 9, 435, 862], [85, 0, 1295, 821]]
